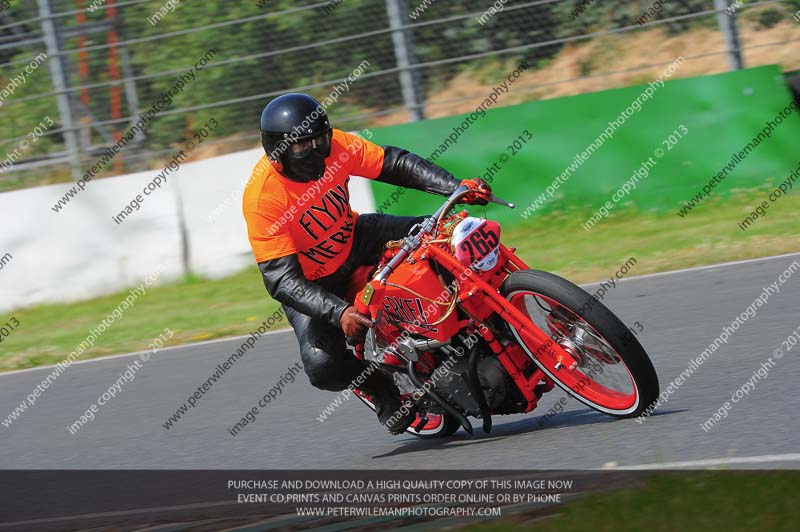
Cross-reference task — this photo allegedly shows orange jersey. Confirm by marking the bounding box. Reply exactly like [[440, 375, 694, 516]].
[[242, 129, 385, 280]]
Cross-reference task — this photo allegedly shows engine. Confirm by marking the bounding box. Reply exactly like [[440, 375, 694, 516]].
[[427, 334, 522, 417]]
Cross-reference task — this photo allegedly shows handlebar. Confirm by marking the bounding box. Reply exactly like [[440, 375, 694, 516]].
[[376, 245, 410, 283], [374, 184, 514, 284]]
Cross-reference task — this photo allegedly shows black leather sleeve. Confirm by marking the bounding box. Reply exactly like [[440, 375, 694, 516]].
[[376, 146, 460, 196], [258, 254, 349, 328]]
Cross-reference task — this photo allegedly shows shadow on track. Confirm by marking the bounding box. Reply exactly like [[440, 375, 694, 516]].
[[371, 407, 687, 460]]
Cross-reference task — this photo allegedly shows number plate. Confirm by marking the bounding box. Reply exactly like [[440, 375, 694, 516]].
[[452, 217, 501, 271]]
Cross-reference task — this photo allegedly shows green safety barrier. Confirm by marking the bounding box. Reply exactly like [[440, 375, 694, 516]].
[[366, 65, 800, 225]]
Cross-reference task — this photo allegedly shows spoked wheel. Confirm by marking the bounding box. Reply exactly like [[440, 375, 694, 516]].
[[500, 270, 659, 418], [357, 327, 461, 438]]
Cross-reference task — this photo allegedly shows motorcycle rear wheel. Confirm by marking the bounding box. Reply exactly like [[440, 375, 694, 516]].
[[358, 329, 463, 437], [355, 392, 462, 438]]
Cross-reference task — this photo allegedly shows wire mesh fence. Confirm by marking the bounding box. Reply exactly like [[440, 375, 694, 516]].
[[1, 0, 799, 191]]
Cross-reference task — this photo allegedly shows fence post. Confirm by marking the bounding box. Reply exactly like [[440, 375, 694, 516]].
[[173, 183, 192, 278], [714, 0, 744, 70], [385, 0, 426, 121], [37, 0, 82, 180]]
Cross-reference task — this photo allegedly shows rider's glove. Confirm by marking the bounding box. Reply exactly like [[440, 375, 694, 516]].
[[340, 305, 374, 342], [461, 177, 492, 205]]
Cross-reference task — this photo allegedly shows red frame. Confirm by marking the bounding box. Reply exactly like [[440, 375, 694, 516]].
[[353, 212, 577, 414]]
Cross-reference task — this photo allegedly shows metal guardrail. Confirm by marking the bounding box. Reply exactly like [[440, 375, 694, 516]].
[[0, 0, 797, 187]]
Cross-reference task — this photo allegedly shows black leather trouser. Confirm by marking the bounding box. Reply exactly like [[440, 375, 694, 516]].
[[283, 213, 424, 392]]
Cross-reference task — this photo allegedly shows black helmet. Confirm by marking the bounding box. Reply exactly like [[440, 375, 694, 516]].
[[260, 93, 333, 182]]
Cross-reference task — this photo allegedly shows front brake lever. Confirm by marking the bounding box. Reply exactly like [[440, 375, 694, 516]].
[[490, 194, 515, 209]]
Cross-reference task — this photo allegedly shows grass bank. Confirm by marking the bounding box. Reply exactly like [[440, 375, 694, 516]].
[[461, 472, 798, 532]]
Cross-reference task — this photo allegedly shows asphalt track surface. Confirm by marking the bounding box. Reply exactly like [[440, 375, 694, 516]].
[[2, 253, 799, 470]]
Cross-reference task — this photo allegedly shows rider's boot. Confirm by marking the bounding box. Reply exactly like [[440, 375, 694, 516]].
[[358, 370, 417, 435]]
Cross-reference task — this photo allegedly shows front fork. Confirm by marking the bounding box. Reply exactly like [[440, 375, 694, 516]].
[[428, 243, 560, 414], [474, 321, 555, 413]]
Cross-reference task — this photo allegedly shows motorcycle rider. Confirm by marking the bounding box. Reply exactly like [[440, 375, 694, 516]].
[[243, 93, 491, 434]]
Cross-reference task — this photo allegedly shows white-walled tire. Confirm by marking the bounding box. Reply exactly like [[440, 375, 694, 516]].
[[501, 270, 659, 418]]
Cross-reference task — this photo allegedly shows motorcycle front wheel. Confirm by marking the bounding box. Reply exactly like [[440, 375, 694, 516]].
[[500, 270, 659, 418]]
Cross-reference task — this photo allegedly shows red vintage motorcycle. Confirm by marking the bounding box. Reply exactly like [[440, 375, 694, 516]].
[[349, 181, 659, 437]]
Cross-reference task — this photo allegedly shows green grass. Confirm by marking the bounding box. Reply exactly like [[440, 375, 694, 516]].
[[1, 270, 284, 372], [1, 187, 797, 372], [506, 186, 799, 283], [460, 472, 799, 532]]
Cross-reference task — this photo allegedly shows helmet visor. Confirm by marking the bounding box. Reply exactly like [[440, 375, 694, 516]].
[[287, 130, 331, 159]]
